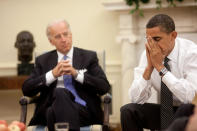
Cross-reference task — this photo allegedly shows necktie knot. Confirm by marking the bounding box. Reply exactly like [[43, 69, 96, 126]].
[[64, 55, 67, 60]]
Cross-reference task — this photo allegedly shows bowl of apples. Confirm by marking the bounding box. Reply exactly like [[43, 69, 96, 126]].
[[0, 120, 26, 131]]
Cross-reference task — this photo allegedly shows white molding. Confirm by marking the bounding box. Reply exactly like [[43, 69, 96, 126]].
[[0, 63, 17, 76], [0, 63, 16, 69], [106, 60, 121, 66], [108, 79, 121, 123], [102, 0, 197, 11], [106, 60, 121, 73], [105, 61, 121, 123], [102, 1, 131, 11], [116, 14, 138, 44]]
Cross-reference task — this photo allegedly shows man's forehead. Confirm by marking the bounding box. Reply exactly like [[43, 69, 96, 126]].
[[146, 27, 164, 36]]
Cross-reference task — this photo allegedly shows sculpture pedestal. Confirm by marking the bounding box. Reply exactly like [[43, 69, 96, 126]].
[[17, 63, 34, 75]]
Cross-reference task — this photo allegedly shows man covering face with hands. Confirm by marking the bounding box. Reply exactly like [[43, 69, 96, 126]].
[[120, 14, 197, 131]]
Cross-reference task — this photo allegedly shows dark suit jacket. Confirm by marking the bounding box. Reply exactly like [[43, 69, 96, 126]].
[[22, 47, 110, 126]]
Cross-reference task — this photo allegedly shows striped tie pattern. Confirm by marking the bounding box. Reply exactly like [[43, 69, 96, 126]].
[[160, 57, 174, 129]]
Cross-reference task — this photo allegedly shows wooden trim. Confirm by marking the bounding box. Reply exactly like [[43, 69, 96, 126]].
[[0, 76, 28, 90]]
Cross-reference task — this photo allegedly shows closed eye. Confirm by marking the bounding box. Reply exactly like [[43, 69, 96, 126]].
[[152, 37, 162, 42]]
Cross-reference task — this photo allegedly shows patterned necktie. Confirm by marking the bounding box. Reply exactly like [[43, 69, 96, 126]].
[[160, 57, 174, 129], [63, 55, 86, 106]]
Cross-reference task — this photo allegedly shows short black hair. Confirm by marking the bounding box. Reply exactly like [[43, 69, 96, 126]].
[[146, 14, 175, 34]]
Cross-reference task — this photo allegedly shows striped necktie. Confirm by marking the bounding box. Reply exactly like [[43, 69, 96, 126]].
[[160, 57, 174, 129], [63, 55, 86, 106]]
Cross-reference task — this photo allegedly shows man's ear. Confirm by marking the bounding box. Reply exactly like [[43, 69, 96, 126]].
[[49, 38, 54, 46], [171, 31, 177, 40]]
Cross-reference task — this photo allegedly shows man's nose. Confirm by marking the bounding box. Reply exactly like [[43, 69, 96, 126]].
[[60, 35, 67, 41]]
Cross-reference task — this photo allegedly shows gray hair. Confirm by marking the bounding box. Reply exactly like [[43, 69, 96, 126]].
[[146, 14, 175, 34], [46, 19, 71, 39]]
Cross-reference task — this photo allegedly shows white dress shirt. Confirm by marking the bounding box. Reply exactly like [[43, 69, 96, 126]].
[[45, 46, 84, 87], [129, 37, 197, 105]]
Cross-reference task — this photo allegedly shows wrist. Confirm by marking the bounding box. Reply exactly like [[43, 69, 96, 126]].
[[52, 69, 58, 78], [147, 66, 154, 71], [73, 69, 79, 79], [143, 67, 154, 80], [159, 67, 168, 77], [156, 64, 165, 72]]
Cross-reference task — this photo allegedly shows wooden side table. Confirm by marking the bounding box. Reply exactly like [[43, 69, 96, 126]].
[[0, 76, 28, 90]]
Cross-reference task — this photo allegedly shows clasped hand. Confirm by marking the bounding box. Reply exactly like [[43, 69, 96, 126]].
[[145, 36, 165, 72], [52, 60, 77, 78]]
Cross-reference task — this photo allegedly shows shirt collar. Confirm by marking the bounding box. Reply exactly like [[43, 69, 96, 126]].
[[166, 38, 178, 63], [57, 46, 74, 60]]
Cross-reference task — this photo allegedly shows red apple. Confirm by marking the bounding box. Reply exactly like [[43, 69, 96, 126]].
[[0, 120, 8, 127], [9, 121, 25, 131], [0, 120, 8, 131], [8, 125, 20, 131]]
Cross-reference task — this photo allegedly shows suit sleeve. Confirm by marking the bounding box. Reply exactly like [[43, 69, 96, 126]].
[[22, 57, 47, 97], [83, 52, 110, 95]]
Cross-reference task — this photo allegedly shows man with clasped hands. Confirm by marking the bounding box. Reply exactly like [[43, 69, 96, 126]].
[[22, 19, 110, 131]]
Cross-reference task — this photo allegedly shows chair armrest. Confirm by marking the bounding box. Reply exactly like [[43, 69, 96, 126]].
[[20, 94, 40, 105], [102, 93, 112, 131], [19, 95, 40, 124]]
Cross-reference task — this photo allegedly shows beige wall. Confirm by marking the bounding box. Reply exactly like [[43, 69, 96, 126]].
[[0, 0, 121, 70]]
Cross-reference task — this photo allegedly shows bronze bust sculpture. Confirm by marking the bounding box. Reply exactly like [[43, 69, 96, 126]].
[[15, 31, 36, 63], [15, 31, 36, 75]]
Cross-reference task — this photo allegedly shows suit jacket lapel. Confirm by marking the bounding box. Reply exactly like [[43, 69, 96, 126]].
[[73, 47, 82, 69], [47, 50, 58, 72]]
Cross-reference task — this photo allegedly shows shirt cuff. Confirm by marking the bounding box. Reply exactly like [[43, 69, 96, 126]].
[[162, 71, 177, 88], [45, 70, 57, 86], [75, 70, 84, 84]]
